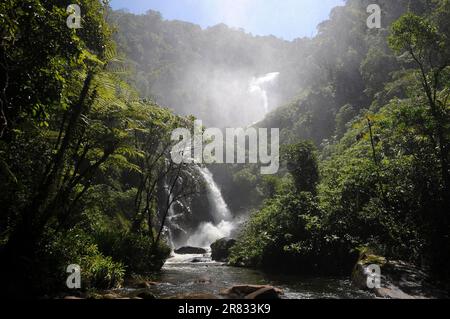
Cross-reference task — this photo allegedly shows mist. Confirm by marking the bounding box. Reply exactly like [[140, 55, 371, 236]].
[[174, 65, 281, 127], [111, 10, 301, 128]]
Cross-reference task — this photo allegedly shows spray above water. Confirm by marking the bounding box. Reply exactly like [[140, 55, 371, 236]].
[[187, 220, 234, 249]]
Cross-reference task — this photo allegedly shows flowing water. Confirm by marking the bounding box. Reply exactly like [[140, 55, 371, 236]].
[[148, 167, 373, 299], [142, 252, 374, 299], [185, 167, 236, 248], [249, 72, 280, 118]]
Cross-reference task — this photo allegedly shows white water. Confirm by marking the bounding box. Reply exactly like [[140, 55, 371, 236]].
[[186, 167, 235, 248], [198, 167, 232, 223], [163, 186, 177, 249], [164, 183, 188, 249], [186, 220, 234, 248], [249, 72, 280, 116]]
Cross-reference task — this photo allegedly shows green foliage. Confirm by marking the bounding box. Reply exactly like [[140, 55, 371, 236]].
[[282, 141, 319, 194], [230, 190, 357, 274], [321, 97, 446, 262], [259, 175, 283, 199], [0, 0, 188, 297], [95, 230, 171, 275], [43, 229, 125, 291], [389, 13, 440, 58], [335, 104, 358, 138]]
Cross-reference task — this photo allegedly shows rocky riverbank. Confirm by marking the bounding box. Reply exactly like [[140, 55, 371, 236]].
[[60, 245, 449, 300], [352, 251, 448, 299]]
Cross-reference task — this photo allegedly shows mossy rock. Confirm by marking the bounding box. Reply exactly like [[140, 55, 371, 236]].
[[360, 254, 387, 266], [352, 248, 386, 290]]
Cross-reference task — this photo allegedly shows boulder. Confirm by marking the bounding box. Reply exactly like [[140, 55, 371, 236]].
[[174, 246, 207, 255], [210, 238, 237, 262], [352, 253, 386, 290], [245, 287, 281, 300], [220, 285, 283, 299], [351, 249, 448, 299]]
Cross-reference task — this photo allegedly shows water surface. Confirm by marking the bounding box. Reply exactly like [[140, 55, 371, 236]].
[[145, 253, 374, 299]]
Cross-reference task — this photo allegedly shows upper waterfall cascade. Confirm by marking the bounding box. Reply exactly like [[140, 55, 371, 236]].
[[249, 72, 280, 118]]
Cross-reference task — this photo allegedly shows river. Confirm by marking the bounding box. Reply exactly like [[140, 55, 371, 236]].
[[141, 252, 374, 299]]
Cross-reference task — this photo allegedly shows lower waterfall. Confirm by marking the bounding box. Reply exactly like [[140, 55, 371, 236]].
[[186, 167, 235, 248]]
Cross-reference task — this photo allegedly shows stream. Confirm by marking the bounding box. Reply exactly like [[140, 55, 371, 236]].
[[141, 252, 374, 299]]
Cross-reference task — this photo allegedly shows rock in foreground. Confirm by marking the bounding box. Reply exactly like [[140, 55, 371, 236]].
[[352, 250, 448, 299], [174, 246, 207, 255], [220, 285, 283, 299]]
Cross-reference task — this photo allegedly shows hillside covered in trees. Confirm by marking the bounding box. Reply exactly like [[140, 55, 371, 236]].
[[112, 0, 450, 291], [0, 0, 449, 299]]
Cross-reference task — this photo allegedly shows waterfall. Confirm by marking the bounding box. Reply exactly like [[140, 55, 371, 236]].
[[163, 182, 188, 249], [186, 167, 235, 248], [198, 167, 232, 223], [161, 186, 176, 249], [249, 72, 280, 116]]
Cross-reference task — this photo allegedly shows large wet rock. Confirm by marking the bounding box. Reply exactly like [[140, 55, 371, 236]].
[[220, 285, 283, 299], [352, 251, 387, 290], [210, 238, 236, 262], [174, 246, 207, 255], [167, 293, 219, 299], [352, 250, 448, 299], [245, 286, 281, 300]]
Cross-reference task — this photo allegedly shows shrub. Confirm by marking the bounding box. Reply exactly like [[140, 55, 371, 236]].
[[81, 253, 125, 290], [95, 230, 171, 275], [43, 229, 125, 291]]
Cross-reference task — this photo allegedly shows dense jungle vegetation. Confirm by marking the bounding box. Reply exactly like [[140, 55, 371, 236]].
[[0, 0, 202, 297], [111, 0, 450, 287], [0, 0, 449, 297]]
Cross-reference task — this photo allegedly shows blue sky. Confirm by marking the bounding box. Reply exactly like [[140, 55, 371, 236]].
[[110, 0, 345, 40]]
